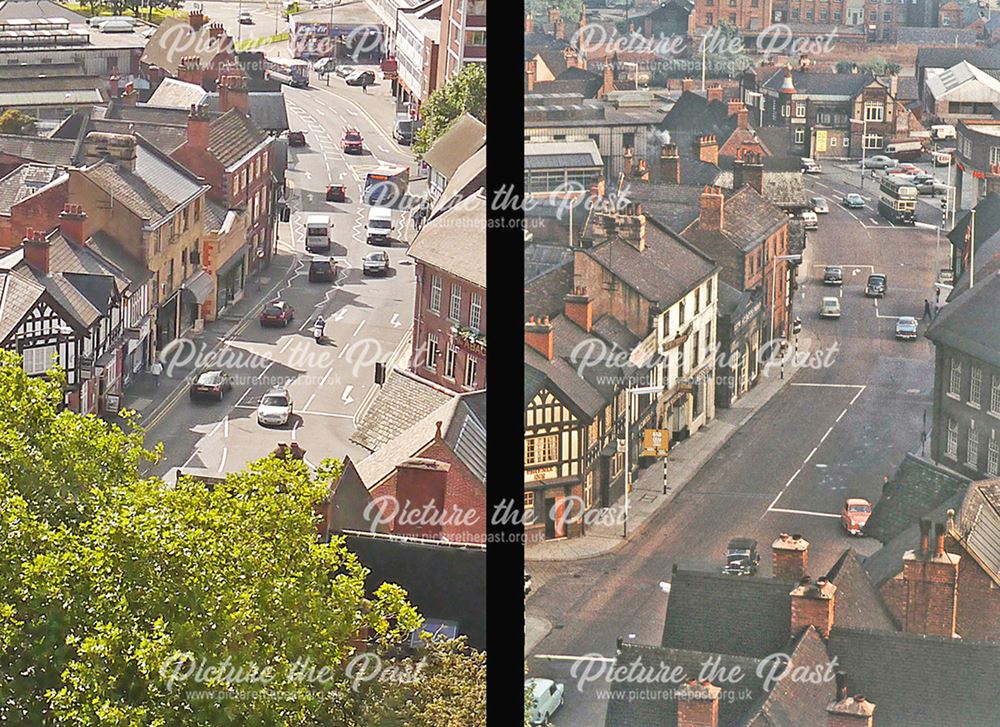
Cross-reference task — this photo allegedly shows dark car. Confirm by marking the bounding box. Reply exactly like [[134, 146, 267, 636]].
[[722, 537, 759, 576], [341, 128, 364, 154], [823, 265, 843, 285], [189, 370, 232, 401], [259, 300, 295, 327], [308, 256, 337, 282], [345, 70, 375, 86], [326, 184, 347, 202], [865, 274, 887, 298], [362, 251, 390, 276], [288, 131, 306, 147]]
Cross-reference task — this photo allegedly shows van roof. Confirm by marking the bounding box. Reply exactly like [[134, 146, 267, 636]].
[[306, 214, 331, 225], [368, 207, 392, 217]]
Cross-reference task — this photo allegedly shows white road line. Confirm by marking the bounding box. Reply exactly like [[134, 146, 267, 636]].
[[790, 383, 865, 388], [256, 361, 274, 381], [353, 320, 365, 336], [291, 420, 298, 442], [836, 408, 849, 422], [182, 449, 200, 468], [218, 447, 228, 473], [320, 366, 335, 386], [804, 446, 818, 463], [234, 387, 253, 408], [768, 507, 841, 519], [819, 425, 835, 443], [906, 388, 921, 394], [279, 337, 294, 354], [533, 654, 616, 663], [338, 343, 350, 359], [849, 386, 866, 406], [304, 392, 317, 410], [299, 410, 355, 419], [767, 467, 803, 511], [316, 108, 325, 115], [346, 108, 358, 116], [223, 415, 229, 439]]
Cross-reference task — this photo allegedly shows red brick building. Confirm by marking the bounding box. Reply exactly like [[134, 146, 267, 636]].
[[0, 164, 68, 251], [436, 0, 486, 88], [140, 12, 238, 92], [771, 0, 846, 24], [689, 0, 772, 32]]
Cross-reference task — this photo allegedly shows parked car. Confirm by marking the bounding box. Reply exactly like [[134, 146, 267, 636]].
[[801, 157, 823, 174], [843, 193, 866, 208], [325, 184, 347, 202], [862, 155, 896, 169], [933, 150, 953, 166], [238, 10, 253, 23], [362, 251, 390, 276], [341, 127, 364, 154], [259, 300, 295, 326], [865, 273, 887, 298], [313, 57, 335, 75], [895, 316, 918, 340], [801, 210, 818, 230], [914, 179, 949, 196], [811, 196, 829, 213], [256, 386, 293, 427], [308, 256, 337, 283], [823, 265, 843, 285], [287, 131, 306, 147], [526, 678, 564, 725], [722, 538, 759, 576], [345, 70, 375, 86], [333, 64, 354, 78], [820, 296, 841, 318], [841, 498, 873, 536], [189, 370, 232, 401], [887, 164, 921, 176]]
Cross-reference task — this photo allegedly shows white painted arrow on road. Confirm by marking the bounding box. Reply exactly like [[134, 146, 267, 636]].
[[334, 308, 348, 322], [390, 313, 400, 328], [342, 385, 354, 404]]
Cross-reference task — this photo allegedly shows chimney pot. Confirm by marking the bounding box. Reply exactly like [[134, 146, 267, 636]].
[[934, 522, 945, 557], [919, 519, 931, 556]]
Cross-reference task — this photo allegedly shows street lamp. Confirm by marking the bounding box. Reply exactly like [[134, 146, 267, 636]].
[[859, 116, 869, 190], [622, 383, 660, 538], [770, 254, 801, 345]]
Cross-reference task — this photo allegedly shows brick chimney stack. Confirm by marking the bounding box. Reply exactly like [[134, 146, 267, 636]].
[[525, 12, 534, 33], [58, 204, 88, 246], [902, 521, 960, 636], [554, 18, 566, 40], [178, 56, 205, 87], [772, 532, 809, 581], [789, 576, 836, 638], [186, 104, 211, 149], [121, 82, 138, 106], [623, 146, 634, 178], [660, 143, 680, 184], [563, 45, 578, 70], [565, 287, 593, 332], [208, 22, 225, 39], [602, 63, 615, 97], [827, 689, 876, 727], [218, 74, 249, 115], [392, 458, 449, 539], [698, 186, 725, 231], [525, 316, 555, 360], [697, 135, 718, 165], [733, 150, 764, 194], [706, 83, 724, 103], [22, 228, 51, 274], [727, 99, 742, 116], [188, 9, 207, 31], [525, 59, 537, 92], [547, 5, 560, 24], [617, 203, 646, 252], [676, 680, 720, 727], [108, 74, 120, 99], [682, 78, 696, 92]]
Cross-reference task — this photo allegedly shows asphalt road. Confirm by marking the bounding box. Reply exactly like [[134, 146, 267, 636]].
[[143, 69, 418, 481], [179, 0, 332, 43], [525, 160, 942, 726]]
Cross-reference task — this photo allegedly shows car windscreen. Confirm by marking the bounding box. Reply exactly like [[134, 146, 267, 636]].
[[848, 504, 870, 512], [306, 226, 328, 236], [370, 219, 391, 229], [197, 373, 221, 385], [345, 132, 362, 140], [261, 395, 288, 407]]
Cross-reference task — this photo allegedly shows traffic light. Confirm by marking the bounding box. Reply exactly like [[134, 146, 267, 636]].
[[941, 198, 948, 228]]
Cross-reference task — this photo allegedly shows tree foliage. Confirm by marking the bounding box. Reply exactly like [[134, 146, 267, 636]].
[[0, 350, 452, 725], [525, 0, 584, 21], [835, 57, 901, 75], [0, 109, 33, 135], [413, 64, 486, 156]]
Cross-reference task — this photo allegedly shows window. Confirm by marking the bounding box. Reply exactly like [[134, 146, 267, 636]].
[[706, 11, 713, 22], [941, 15, 950, 25], [585, 471, 594, 509], [729, 13, 736, 22], [22, 345, 56, 375], [968, 426, 979, 468], [524, 492, 535, 522], [820, 9, 828, 20], [729, 0, 736, 6], [425, 333, 439, 371], [470, 291, 482, 331], [449, 285, 462, 323], [795, 128, 805, 144], [834, 11, 842, 20], [444, 342, 456, 379], [751, 0, 758, 7], [971, 366, 982, 407], [706, 279, 713, 304], [706, 0, 713, 6], [795, 103, 806, 118], [693, 330, 700, 364], [805, 9, 813, 19], [465, 30, 486, 46], [831, 136, 838, 147], [464, 355, 479, 388], [864, 103, 884, 122], [863, 133, 883, 149], [991, 147, 1000, 167], [991, 375, 1000, 415], [883, 10, 891, 20], [694, 288, 700, 315], [622, 132, 635, 149], [705, 322, 712, 350], [525, 434, 559, 465], [792, 7, 799, 17], [429, 275, 442, 313], [949, 358, 962, 397], [989, 437, 1000, 477], [946, 419, 959, 458], [678, 300, 686, 326]]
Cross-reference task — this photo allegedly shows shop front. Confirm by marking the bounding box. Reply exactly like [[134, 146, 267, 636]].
[[215, 245, 248, 318], [155, 291, 180, 351], [181, 270, 214, 331]]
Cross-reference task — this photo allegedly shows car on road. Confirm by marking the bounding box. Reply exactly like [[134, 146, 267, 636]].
[[333, 64, 354, 78], [841, 498, 873, 536], [308, 256, 337, 283], [362, 251, 390, 276], [895, 316, 918, 340], [862, 155, 896, 169], [801, 210, 818, 230], [341, 127, 363, 154], [914, 179, 949, 196], [526, 678, 564, 725], [865, 273, 887, 298], [238, 10, 253, 23], [287, 131, 306, 147], [933, 150, 953, 166], [722, 538, 759, 576], [189, 370, 232, 401], [256, 386, 294, 427], [843, 193, 865, 208], [887, 164, 921, 176], [345, 70, 375, 86], [820, 296, 841, 318], [259, 300, 295, 327], [823, 266, 843, 285], [811, 197, 829, 213], [313, 57, 335, 75], [801, 157, 822, 174], [325, 184, 346, 202]]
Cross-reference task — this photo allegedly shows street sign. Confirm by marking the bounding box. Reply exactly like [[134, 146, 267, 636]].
[[641, 428, 670, 457]]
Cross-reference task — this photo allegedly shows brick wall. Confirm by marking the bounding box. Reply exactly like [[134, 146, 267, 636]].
[[0, 178, 68, 250], [573, 248, 654, 339]]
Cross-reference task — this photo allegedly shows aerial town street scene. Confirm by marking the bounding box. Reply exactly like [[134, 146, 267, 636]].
[[0, 0, 485, 723], [523, 0, 1000, 724]]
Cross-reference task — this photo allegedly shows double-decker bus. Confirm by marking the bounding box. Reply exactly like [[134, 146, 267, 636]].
[[263, 56, 309, 88], [878, 176, 917, 225]]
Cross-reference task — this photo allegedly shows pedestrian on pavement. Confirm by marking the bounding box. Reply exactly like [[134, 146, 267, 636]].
[[923, 299, 932, 320], [362, 80, 369, 94], [150, 360, 163, 388]]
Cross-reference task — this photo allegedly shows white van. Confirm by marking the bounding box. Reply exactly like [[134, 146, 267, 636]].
[[366, 207, 393, 245], [931, 124, 957, 140], [305, 214, 331, 252]]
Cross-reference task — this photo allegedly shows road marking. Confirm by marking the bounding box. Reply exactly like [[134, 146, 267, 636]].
[[533, 654, 616, 663], [342, 385, 354, 404], [316, 108, 325, 116], [849, 386, 866, 406], [819, 425, 835, 443], [768, 507, 840, 519], [815, 463, 829, 468], [334, 308, 348, 322], [218, 447, 228, 473], [790, 382, 865, 388], [353, 320, 365, 336], [804, 446, 818, 463], [291, 420, 298, 442], [235, 387, 252, 408], [906, 388, 921, 394], [836, 408, 849, 422], [299, 410, 355, 419], [378, 144, 389, 153], [320, 366, 335, 386], [256, 361, 274, 381], [279, 337, 295, 354], [223, 415, 229, 439], [182, 449, 200, 468], [346, 108, 358, 116], [767, 467, 802, 511], [390, 313, 400, 327], [304, 392, 317, 410]]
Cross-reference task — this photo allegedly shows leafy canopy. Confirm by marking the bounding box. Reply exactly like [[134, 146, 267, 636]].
[[413, 63, 486, 156]]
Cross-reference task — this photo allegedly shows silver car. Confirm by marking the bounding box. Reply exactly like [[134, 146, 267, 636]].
[[820, 297, 841, 318], [257, 387, 294, 427]]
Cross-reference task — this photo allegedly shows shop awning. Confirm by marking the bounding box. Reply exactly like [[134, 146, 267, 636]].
[[181, 270, 214, 304]]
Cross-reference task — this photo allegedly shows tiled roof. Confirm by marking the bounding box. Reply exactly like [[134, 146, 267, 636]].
[[945, 192, 1000, 298], [444, 391, 486, 484], [898, 26, 979, 45], [409, 190, 485, 288], [0, 135, 75, 166], [714, 170, 809, 208], [203, 199, 228, 232], [787, 217, 806, 256], [925, 269, 1000, 368], [682, 185, 788, 253], [761, 70, 874, 97], [88, 232, 150, 287], [200, 91, 290, 132], [583, 216, 718, 308], [207, 108, 268, 169], [141, 17, 233, 76], [592, 314, 640, 352], [659, 91, 735, 136], [350, 368, 453, 452], [430, 145, 486, 218], [524, 139, 602, 169], [147, 77, 208, 108], [422, 114, 486, 180], [524, 243, 574, 283], [626, 183, 706, 232], [863, 495, 962, 587], [825, 549, 898, 632], [0, 268, 44, 340], [104, 100, 193, 126], [863, 453, 970, 544], [916, 46, 1000, 73], [0, 163, 65, 213], [953, 479, 1000, 584], [0, 245, 100, 328]]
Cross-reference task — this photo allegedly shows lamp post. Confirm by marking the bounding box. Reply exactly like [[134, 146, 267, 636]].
[[770, 254, 801, 346], [622, 383, 660, 539], [859, 116, 869, 190]]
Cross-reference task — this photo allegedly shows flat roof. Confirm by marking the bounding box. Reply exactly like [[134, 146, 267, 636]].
[[306, 214, 331, 224]]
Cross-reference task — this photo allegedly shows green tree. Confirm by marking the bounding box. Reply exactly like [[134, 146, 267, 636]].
[[699, 21, 752, 78], [525, 0, 584, 21], [0, 109, 33, 135], [0, 350, 426, 725], [413, 63, 486, 156]]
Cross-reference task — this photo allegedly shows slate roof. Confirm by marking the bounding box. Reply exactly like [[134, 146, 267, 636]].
[[524, 243, 575, 283], [897, 26, 979, 46], [0, 135, 75, 166], [103, 100, 194, 126], [952, 479, 1000, 584], [0, 241, 101, 328], [761, 70, 874, 97], [431, 146, 486, 217], [582, 216, 718, 308], [422, 114, 486, 180], [925, 268, 1000, 368], [0, 268, 44, 340], [350, 368, 454, 452], [863, 453, 970, 544], [863, 496, 962, 588], [824, 549, 898, 632], [50, 112, 188, 157], [146, 77, 208, 108], [342, 533, 486, 650], [206, 108, 269, 169], [787, 218, 806, 257], [592, 313, 640, 352], [714, 170, 809, 209], [0, 163, 65, 212], [916, 47, 1000, 74], [524, 28, 572, 52], [408, 190, 485, 288], [682, 185, 788, 253], [444, 391, 487, 484], [141, 16, 233, 76], [659, 91, 735, 137], [626, 183, 706, 232]]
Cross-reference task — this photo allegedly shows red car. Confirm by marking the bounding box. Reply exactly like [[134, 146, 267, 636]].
[[887, 164, 920, 175], [341, 127, 363, 154], [259, 300, 295, 327], [326, 184, 347, 202], [841, 498, 873, 536]]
